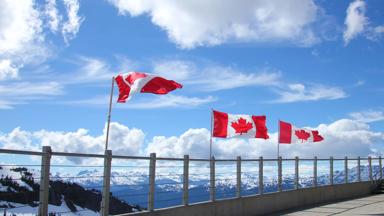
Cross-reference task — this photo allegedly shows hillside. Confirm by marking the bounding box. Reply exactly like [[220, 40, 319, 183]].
[[0, 166, 142, 215]]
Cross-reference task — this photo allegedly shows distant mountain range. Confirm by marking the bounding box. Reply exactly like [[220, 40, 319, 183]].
[[1, 164, 382, 214], [52, 164, 383, 209]]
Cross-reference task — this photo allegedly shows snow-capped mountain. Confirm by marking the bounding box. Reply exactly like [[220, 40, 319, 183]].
[[3, 164, 381, 212], [50, 165, 383, 209], [0, 166, 142, 215]]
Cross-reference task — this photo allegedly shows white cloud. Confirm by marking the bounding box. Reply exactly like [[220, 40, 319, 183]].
[[145, 119, 384, 159], [59, 56, 140, 84], [62, 0, 83, 44], [343, 0, 384, 44], [349, 110, 384, 123], [0, 81, 63, 109], [45, 0, 62, 32], [0, 59, 19, 80], [61, 94, 216, 109], [1, 119, 383, 163], [374, 26, 384, 34], [153, 60, 282, 91], [343, 0, 368, 45], [354, 80, 365, 87], [154, 59, 347, 103], [0, 0, 84, 81], [124, 95, 217, 109], [109, 0, 320, 49], [0, 82, 63, 96], [187, 67, 281, 92], [272, 83, 347, 103], [153, 60, 194, 81], [0, 0, 43, 55], [63, 56, 113, 84], [0, 0, 44, 79], [0, 122, 145, 164], [367, 25, 384, 41]]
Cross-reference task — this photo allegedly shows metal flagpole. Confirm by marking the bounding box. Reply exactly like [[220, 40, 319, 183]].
[[105, 77, 115, 151], [277, 119, 280, 159], [210, 108, 213, 160]]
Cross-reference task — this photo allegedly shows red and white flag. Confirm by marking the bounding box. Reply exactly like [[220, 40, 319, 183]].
[[115, 72, 183, 103], [213, 110, 269, 139], [279, 120, 324, 144]]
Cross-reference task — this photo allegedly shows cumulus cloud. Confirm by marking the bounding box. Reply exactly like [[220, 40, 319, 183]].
[[0, 0, 83, 81], [0, 0, 45, 79], [1, 119, 383, 163], [145, 119, 383, 159], [109, 0, 320, 48], [0, 122, 145, 164]]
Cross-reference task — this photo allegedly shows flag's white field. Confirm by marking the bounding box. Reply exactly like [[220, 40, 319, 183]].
[[115, 72, 182, 103], [279, 120, 323, 144], [213, 110, 269, 139]]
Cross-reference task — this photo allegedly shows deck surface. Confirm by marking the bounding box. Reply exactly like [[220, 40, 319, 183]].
[[276, 193, 384, 216]]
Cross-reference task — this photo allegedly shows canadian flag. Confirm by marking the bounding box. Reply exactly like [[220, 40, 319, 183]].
[[213, 110, 269, 139], [279, 120, 324, 144], [115, 72, 183, 103]]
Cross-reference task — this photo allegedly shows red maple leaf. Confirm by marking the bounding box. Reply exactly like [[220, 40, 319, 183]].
[[294, 130, 311, 142], [231, 118, 253, 135]]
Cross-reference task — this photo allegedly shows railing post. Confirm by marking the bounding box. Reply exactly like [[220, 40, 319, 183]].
[[295, 156, 299, 189], [101, 150, 112, 216], [330, 156, 334, 185], [182, 155, 189, 206], [259, 157, 263, 195], [314, 156, 317, 187], [278, 156, 282, 192], [210, 156, 215, 201], [39, 146, 52, 216], [357, 156, 361, 182], [368, 156, 372, 181], [236, 156, 241, 198], [148, 153, 156, 211], [344, 156, 348, 184], [380, 156, 383, 179]]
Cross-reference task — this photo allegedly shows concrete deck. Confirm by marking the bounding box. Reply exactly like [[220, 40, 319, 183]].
[[277, 193, 384, 216]]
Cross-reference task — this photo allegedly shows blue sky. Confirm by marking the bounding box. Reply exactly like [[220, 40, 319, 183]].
[[0, 0, 384, 161]]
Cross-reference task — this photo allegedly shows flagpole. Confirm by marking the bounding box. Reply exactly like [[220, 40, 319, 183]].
[[105, 77, 115, 151], [277, 119, 280, 159], [210, 108, 213, 160]]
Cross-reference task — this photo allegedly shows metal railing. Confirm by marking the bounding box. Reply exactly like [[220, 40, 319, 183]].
[[0, 147, 383, 216]]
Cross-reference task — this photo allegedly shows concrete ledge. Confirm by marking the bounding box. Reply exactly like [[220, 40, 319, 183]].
[[118, 182, 375, 216]]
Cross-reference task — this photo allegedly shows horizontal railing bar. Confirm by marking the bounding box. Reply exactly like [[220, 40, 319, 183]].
[[0, 148, 43, 156], [52, 152, 105, 158], [112, 155, 150, 160], [189, 159, 210, 162], [241, 159, 260, 162], [215, 159, 237, 162], [157, 157, 184, 161]]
